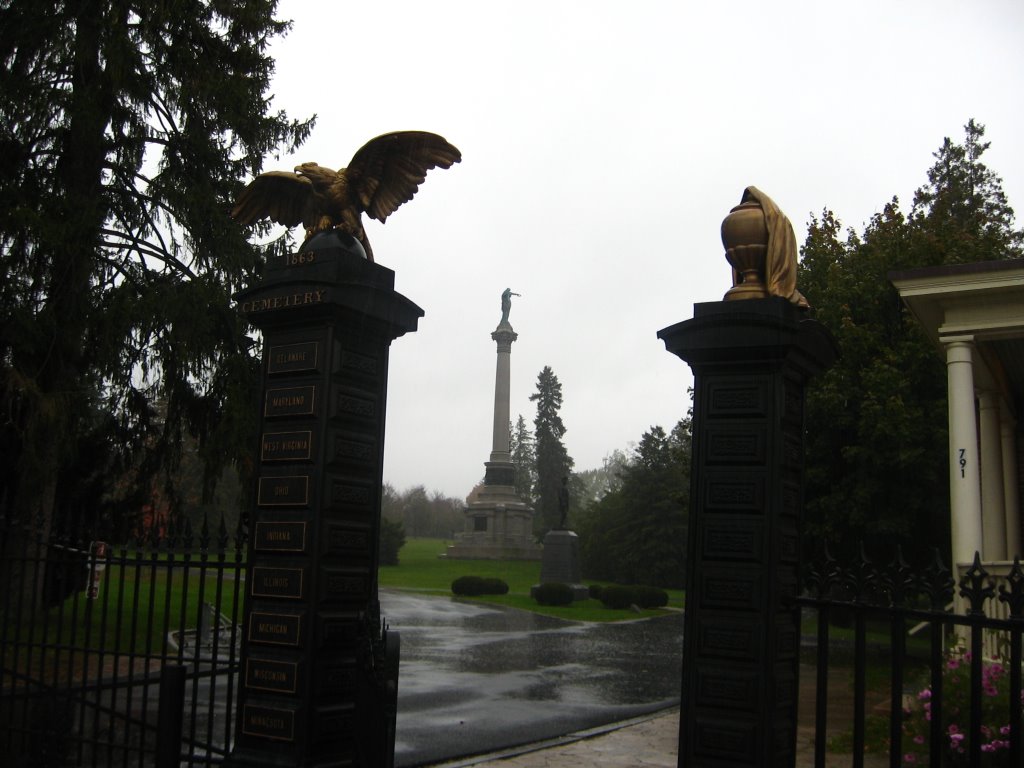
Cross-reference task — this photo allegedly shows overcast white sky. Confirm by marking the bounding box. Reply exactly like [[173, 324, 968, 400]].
[[259, 0, 1024, 500]]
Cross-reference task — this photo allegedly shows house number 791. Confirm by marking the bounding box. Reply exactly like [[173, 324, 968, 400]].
[[959, 448, 967, 478]]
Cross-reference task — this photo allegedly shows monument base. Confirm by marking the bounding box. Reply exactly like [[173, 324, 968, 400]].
[[445, 479, 541, 561], [530, 529, 589, 600]]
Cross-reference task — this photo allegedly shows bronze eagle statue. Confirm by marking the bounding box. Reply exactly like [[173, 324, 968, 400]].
[[231, 131, 461, 262]]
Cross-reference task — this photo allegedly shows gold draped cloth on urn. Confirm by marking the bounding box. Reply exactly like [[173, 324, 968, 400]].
[[721, 186, 808, 308]]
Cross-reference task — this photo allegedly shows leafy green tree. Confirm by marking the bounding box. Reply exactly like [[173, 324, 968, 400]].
[[578, 419, 691, 588], [0, 0, 312, 564], [574, 450, 628, 509], [530, 366, 574, 536], [509, 415, 536, 502], [799, 120, 1021, 558], [390, 484, 463, 539]]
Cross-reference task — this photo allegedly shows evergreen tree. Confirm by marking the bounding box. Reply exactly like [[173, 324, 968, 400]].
[[578, 419, 691, 588], [0, 0, 312, 558], [530, 366, 574, 536], [509, 415, 536, 502], [799, 120, 1021, 558]]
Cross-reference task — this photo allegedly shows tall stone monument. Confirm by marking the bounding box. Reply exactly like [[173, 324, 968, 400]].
[[658, 188, 835, 767], [446, 289, 540, 560]]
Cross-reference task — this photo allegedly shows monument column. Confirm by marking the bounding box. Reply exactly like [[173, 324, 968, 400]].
[[445, 290, 539, 560], [489, 324, 517, 465]]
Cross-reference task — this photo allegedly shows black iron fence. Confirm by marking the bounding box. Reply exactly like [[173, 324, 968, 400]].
[[4, 509, 1023, 768], [798, 546, 1024, 767], [0, 512, 247, 768]]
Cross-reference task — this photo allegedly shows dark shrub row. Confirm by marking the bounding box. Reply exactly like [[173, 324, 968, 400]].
[[532, 582, 575, 606], [451, 575, 509, 597], [595, 584, 669, 610]]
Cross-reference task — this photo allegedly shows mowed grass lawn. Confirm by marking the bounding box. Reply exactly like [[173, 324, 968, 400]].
[[378, 537, 684, 622]]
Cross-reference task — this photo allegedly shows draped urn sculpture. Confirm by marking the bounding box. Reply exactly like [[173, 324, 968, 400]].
[[721, 197, 771, 300]]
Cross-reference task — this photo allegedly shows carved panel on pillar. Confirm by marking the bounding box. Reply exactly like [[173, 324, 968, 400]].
[[659, 297, 836, 767]]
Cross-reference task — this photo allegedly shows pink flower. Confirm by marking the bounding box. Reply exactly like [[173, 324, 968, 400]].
[[918, 688, 932, 700], [913, 735, 925, 744], [903, 753, 917, 763]]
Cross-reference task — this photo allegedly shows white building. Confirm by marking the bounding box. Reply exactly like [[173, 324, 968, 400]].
[[891, 259, 1024, 568]]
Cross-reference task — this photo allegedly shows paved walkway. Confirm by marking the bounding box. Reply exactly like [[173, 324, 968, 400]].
[[424, 664, 893, 768], [427, 709, 679, 767]]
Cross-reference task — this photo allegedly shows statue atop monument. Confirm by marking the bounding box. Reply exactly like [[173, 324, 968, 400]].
[[500, 288, 521, 324], [721, 186, 809, 308], [231, 131, 461, 263]]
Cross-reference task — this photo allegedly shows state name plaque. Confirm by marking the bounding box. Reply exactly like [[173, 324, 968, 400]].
[[246, 658, 299, 694], [257, 475, 309, 507], [254, 521, 307, 553], [242, 704, 296, 742], [267, 342, 319, 375], [265, 385, 317, 418]]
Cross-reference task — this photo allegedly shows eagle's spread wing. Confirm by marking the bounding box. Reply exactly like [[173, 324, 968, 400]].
[[231, 171, 316, 229], [346, 131, 461, 223]]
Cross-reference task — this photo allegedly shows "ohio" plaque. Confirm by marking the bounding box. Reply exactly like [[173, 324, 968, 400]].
[[257, 475, 309, 507]]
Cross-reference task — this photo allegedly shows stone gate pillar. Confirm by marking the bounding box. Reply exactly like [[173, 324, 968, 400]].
[[229, 234, 422, 768], [659, 298, 835, 767]]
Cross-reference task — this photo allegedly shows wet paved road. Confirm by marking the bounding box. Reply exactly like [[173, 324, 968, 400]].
[[381, 591, 683, 767]]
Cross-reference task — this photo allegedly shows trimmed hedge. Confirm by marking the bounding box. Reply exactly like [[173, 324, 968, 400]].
[[598, 584, 669, 610], [451, 575, 509, 597], [588, 584, 603, 600], [533, 582, 575, 606]]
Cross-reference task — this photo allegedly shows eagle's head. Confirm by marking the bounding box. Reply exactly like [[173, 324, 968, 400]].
[[294, 162, 337, 189]]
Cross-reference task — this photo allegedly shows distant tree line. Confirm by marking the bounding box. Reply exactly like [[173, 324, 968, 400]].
[[381, 483, 464, 540]]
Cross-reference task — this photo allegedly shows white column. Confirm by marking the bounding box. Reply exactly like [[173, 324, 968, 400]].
[[490, 326, 517, 461], [978, 390, 1006, 560], [945, 340, 983, 567], [1002, 415, 1021, 558]]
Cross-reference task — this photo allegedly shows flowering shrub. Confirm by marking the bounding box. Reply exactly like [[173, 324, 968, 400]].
[[902, 650, 1022, 766]]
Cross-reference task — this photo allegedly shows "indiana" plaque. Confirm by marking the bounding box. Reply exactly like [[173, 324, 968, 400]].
[[254, 521, 307, 553]]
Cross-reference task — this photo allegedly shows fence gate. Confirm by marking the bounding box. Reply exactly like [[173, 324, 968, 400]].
[[0, 512, 247, 768]]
